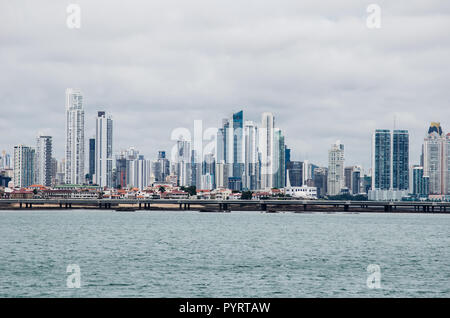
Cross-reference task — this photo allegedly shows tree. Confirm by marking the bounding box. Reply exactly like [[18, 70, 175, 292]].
[[159, 186, 166, 193], [186, 186, 196, 196], [241, 191, 253, 200], [180, 186, 197, 196]]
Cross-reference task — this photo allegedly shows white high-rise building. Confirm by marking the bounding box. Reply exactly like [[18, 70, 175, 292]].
[[423, 122, 449, 195], [128, 156, 151, 190], [215, 161, 228, 189], [65, 88, 85, 185], [1, 150, 11, 169], [94, 111, 113, 188], [175, 138, 191, 187], [260, 112, 275, 189], [327, 141, 345, 195], [13, 145, 35, 188], [35, 135, 52, 186]]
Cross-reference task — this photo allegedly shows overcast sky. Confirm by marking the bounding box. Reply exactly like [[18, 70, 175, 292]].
[[1, 0, 450, 170]]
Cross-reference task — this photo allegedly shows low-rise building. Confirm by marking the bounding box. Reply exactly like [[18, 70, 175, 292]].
[[285, 185, 318, 199]]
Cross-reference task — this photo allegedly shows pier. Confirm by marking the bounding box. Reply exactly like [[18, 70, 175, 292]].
[[0, 199, 449, 213]]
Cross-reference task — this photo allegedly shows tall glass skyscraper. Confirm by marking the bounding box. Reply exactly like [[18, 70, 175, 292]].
[[232, 110, 244, 180], [372, 129, 409, 191], [88, 138, 95, 183], [372, 129, 391, 190], [392, 130, 409, 190], [273, 128, 285, 189], [216, 111, 244, 189]]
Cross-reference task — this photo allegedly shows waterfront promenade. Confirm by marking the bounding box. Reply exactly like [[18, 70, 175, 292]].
[[1, 198, 449, 213]]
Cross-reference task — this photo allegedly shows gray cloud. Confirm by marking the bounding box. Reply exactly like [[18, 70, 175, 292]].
[[1, 0, 450, 170]]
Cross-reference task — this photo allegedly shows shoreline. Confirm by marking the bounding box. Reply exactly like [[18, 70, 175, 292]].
[[1, 203, 449, 214]]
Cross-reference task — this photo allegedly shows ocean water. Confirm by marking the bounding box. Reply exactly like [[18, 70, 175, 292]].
[[0, 210, 449, 298]]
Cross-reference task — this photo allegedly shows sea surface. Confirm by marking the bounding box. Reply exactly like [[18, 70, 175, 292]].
[[0, 210, 449, 297]]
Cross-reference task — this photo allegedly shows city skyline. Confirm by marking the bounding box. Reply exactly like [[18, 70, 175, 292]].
[[1, 1, 450, 168], [1, 90, 448, 176], [3, 88, 448, 197]]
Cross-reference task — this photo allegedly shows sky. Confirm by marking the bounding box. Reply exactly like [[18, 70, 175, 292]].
[[1, 0, 450, 170]]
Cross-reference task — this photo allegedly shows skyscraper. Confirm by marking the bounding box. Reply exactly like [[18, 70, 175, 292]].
[[423, 122, 449, 195], [372, 129, 409, 191], [175, 138, 191, 187], [344, 165, 362, 195], [115, 154, 128, 189], [260, 112, 275, 189], [65, 88, 85, 185], [1, 150, 11, 169], [201, 153, 215, 190], [232, 110, 244, 180], [372, 129, 391, 190], [286, 161, 303, 187], [313, 167, 328, 198], [243, 120, 259, 190], [35, 135, 52, 186], [128, 155, 151, 190], [412, 165, 429, 196], [327, 141, 345, 195], [95, 111, 113, 188], [152, 151, 170, 182], [88, 138, 95, 184], [273, 128, 285, 188], [392, 130, 409, 190], [13, 145, 35, 188]]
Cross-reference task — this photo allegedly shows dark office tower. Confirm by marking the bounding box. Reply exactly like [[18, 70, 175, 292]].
[[344, 166, 353, 189], [286, 161, 303, 186], [273, 129, 285, 189], [202, 153, 216, 189], [190, 149, 201, 187], [285, 147, 291, 165], [228, 177, 242, 191], [88, 138, 95, 183], [313, 167, 328, 198], [152, 151, 170, 182], [362, 175, 372, 194], [351, 170, 361, 195], [372, 129, 391, 190], [392, 130, 409, 190], [50, 157, 58, 185], [285, 146, 291, 185], [372, 129, 409, 191], [115, 156, 127, 189], [412, 166, 429, 196], [232, 110, 244, 180]]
